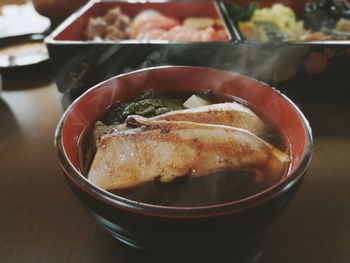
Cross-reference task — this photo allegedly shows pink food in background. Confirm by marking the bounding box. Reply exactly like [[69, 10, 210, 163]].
[[135, 25, 227, 41], [130, 11, 228, 42], [130, 13, 180, 39]]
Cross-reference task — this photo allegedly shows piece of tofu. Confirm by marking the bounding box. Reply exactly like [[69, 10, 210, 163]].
[[183, 95, 212, 109]]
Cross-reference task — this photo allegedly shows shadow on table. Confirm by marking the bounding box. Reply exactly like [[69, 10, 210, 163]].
[[294, 92, 350, 138], [0, 98, 18, 138], [92, 229, 266, 263], [2, 73, 54, 91]]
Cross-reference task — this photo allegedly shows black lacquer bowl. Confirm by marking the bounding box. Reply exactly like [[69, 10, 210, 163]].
[[55, 66, 313, 258]]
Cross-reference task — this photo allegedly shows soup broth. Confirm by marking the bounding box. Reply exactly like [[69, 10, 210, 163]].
[[78, 91, 290, 207]]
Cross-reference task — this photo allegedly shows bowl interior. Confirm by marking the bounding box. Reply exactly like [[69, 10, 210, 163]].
[[52, 0, 231, 42], [59, 66, 310, 193]]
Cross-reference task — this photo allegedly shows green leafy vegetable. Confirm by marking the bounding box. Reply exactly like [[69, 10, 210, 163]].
[[227, 2, 260, 23], [105, 89, 184, 124]]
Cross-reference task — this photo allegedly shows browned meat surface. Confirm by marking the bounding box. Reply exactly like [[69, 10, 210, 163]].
[[152, 102, 266, 135], [94, 102, 266, 140], [88, 117, 289, 190]]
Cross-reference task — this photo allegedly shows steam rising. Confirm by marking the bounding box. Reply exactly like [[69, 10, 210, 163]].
[[59, 41, 312, 107]]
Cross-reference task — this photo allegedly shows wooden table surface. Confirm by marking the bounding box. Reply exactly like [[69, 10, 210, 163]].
[[0, 73, 349, 263]]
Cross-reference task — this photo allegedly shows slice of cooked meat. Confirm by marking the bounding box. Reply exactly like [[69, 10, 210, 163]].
[[94, 101, 266, 139], [88, 117, 290, 190], [151, 102, 265, 135]]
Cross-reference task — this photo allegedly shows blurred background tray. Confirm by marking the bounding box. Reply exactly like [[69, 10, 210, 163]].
[[43, 0, 350, 106]]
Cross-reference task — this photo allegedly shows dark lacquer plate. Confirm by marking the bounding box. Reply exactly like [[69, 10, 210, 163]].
[[0, 33, 51, 79]]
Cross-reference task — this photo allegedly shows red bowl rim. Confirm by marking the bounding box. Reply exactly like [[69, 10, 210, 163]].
[[55, 65, 313, 218]]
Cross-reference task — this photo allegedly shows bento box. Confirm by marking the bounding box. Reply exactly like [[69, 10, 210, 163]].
[[45, 0, 236, 105], [221, 0, 350, 97], [45, 0, 350, 105]]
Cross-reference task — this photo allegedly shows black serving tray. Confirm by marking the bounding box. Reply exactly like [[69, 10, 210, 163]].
[[45, 0, 350, 106]]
